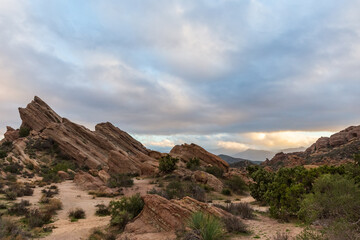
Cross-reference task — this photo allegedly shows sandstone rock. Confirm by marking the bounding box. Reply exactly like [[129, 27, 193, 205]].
[[263, 125, 360, 170], [98, 170, 111, 183], [4, 126, 19, 142], [123, 194, 230, 240], [74, 171, 115, 194], [170, 143, 229, 171], [191, 170, 223, 192], [57, 171, 69, 180], [148, 150, 166, 159], [19, 96, 62, 132]]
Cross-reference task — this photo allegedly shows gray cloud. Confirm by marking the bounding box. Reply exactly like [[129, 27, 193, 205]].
[[1, 0, 360, 151]]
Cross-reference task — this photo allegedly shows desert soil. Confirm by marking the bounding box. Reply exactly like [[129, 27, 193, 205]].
[[18, 178, 154, 240], [19, 178, 302, 240]]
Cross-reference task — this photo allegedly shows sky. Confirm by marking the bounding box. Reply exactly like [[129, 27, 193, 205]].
[[0, 0, 360, 155]]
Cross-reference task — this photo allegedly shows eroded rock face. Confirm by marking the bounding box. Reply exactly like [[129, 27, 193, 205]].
[[4, 126, 19, 142], [122, 194, 230, 240], [170, 143, 229, 171], [191, 170, 223, 192], [263, 125, 360, 170], [19, 96, 62, 132], [16, 97, 159, 176]]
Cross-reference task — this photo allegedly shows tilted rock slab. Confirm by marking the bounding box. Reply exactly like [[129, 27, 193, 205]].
[[170, 143, 229, 171]]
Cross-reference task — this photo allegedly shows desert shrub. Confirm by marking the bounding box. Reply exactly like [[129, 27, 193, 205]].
[[45, 198, 63, 213], [205, 166, 224, 178], [6, 173, 17, 182], [109, 194, 144, 230], [107, 174, 134, 188], [188, 212, 224, 240], [8, 200, 30, 216], [95, 204, 110, 216], [186, 157, 200, 170], [19, 126, 31, 137], [4, 162, 23, 174], [159, 155, 179, 173], [42, 188, 59, 198], [4, 189, 17, 200], [299, 174, 360, 227], [0, 150, 7, 158], [165, 181, 206, 202], [221, 188, 231, 196], [0, 216, 30, 239], [224, 175, 248, 195], [214, 202, 254, 219], [88, 228, 116, 240], [295, 227, 325, 240], [222, 215, 248, 233], [26, 208, 52, 228], [69, 208, 86, 220], [272, 232, 290, 240]]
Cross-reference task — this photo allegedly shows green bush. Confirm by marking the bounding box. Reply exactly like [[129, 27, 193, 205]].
[[164, 181, 206, 202], [8, 200, 30, 216], [187, 212, 224, 240], [107, 174, 134, 188], [19, 126, 31, 137], [186, 157, 200, 170], [221, 188, 231, 196], [68, 208, 86, 220], [109, 194, 144, 230], [159, 155, 179, 173], [0, 216, 30, 239], [0, 150, 7, 159], [299, 174, 360, 224], [95, 204, 110, 216], [205, 166, 224, 178], [225, 175, 247, 195]]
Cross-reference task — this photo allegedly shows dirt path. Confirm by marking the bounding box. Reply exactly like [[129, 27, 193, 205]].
[[230, 196, 303, 240]]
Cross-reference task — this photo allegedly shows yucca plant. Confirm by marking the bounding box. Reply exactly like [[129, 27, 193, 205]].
[[188, 211, 224, 240]]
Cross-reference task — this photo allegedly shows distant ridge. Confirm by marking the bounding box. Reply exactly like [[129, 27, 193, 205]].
[[218, 154, 261, 168]]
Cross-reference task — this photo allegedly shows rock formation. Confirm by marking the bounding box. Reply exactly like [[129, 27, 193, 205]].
[[263, 125, 360, 170], [170, 143, 229, 171], [14, 96, 159, 176], [121, 194, 230, 240]]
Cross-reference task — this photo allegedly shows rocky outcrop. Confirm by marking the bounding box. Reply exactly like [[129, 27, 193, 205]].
[[19, 96, 62, 132], [122, 194, 230, 240], [170, 143, 229, 171], [191, 170, 223, 192], [263, 125, 360, 170], [16, 96, 158, 176], [4, 126, 19, 142], [74, 171, 116, 195]]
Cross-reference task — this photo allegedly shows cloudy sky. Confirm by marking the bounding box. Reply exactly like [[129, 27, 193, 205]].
[[1, 0, 360, 155]]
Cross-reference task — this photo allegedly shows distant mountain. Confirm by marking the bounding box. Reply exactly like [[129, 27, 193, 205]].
[[218, 154, 250, 164], [218, 154, 262, 168], [234, 149, 275, 162]]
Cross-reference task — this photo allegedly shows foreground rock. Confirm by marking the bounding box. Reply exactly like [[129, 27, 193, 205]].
[[121, 194, 230, 240], [263, 125, 360, 170], [170, 143, 229, 171]]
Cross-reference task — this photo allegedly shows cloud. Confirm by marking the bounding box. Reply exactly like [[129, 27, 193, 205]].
[[217, 141, 249, 152], [0, 0, 359, 152]]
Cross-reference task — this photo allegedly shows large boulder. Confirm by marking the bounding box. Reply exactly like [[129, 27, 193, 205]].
[[191, 170, 223, 192], [170, 143, 229, 171], [121, 194, 230, 240]]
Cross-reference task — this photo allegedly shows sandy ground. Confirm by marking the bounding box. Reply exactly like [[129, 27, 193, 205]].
[[18, 178, 302, 240], [17, 178, 154, 240], [230, 196, 303, 240]]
